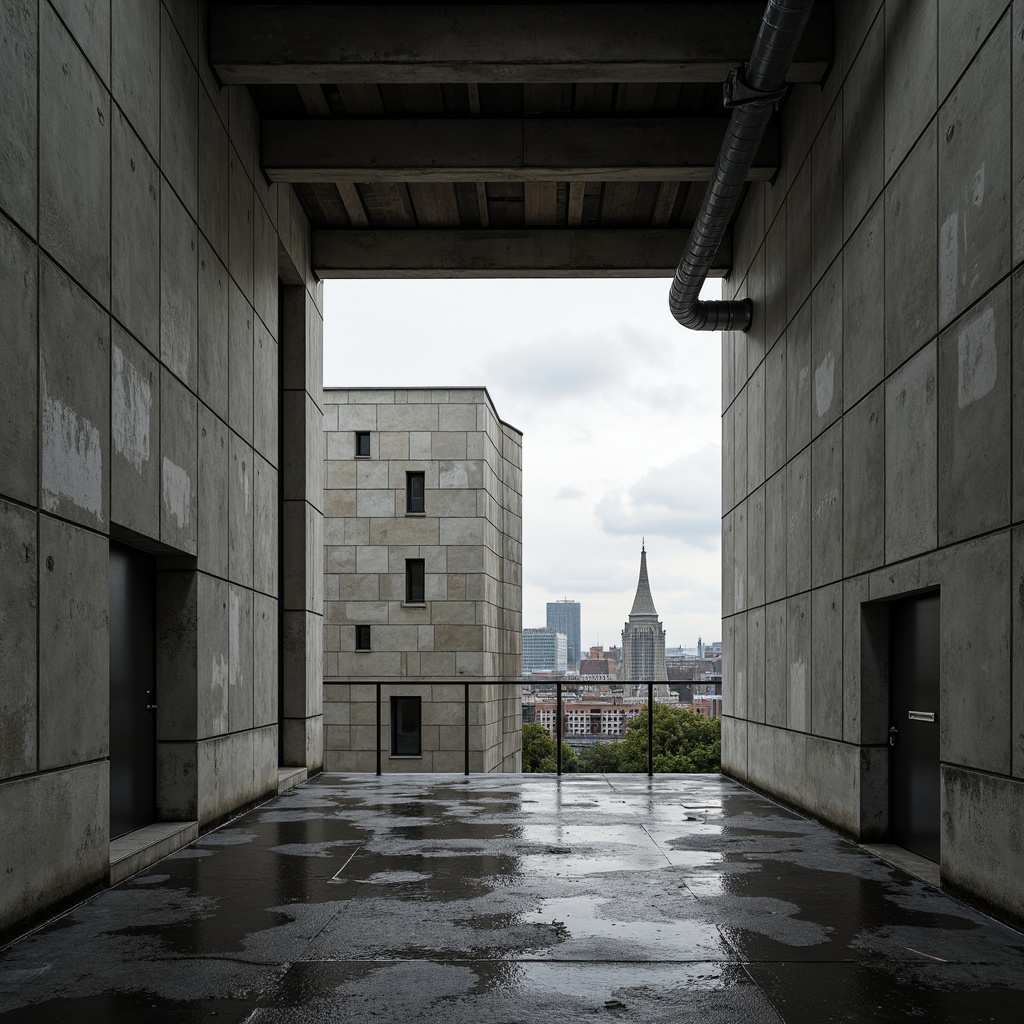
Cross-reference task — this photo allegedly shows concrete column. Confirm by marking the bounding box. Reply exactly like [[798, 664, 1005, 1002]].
[[280, 285, 324, 769]]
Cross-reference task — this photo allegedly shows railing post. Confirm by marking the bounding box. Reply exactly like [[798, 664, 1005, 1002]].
[[647, 682, 654, 777], [556, 681, 562, 776], [376, 683, 382, 776], [464, 683, 470, 775]]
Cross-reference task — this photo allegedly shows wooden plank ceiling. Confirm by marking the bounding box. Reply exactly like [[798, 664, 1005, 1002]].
[[209, 3, 833, 277]]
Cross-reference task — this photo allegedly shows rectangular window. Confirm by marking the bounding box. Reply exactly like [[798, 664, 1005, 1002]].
[[406, 471, 425, 513], [355, 624, 371, 651], [405, 558, 425, 603], [391, 696, 422, 756], [355, 431, 370, 457]]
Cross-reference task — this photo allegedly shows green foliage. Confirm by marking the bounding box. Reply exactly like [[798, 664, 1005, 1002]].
[[577, 741, 624, 773], [576, 703, 721, 773], [522, 722, 579, 773]]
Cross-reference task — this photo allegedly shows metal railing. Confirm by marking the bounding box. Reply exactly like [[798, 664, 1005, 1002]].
[[352, 681, 659, 777], [370, 682, 474, 775]]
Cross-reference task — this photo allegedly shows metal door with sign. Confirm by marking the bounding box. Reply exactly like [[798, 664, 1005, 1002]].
[[889, 593, 940, 862], [108, 541, 157, 839]]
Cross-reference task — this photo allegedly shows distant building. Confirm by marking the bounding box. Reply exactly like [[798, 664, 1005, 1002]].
[[523, 628, 567, 675], [667, 658, 722, 682], [580, 645, 618, 679], [546, 600, 581, 671], [621, 545, 667, 680], [533, 700, 645, 744]]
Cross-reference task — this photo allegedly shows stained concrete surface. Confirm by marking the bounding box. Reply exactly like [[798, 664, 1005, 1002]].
[[1, 773, 1023, 1023]]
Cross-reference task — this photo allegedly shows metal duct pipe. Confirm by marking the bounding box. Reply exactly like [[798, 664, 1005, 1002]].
[[668, 0, 817, 332]]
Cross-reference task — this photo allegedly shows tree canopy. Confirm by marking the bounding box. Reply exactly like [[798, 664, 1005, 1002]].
[[576, 703, 721, 773], [522, 722, 579, 773]]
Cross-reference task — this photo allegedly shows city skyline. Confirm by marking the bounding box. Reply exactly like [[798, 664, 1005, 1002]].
[[323, 278, 723, 651]]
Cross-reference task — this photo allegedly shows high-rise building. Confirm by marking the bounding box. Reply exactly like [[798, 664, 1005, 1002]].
[[522, 628, 567, 675], [621, 545, 667, 681], [546, 599, 581, 670]]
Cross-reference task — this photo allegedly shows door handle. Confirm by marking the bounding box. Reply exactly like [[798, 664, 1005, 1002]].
[[888, 726, 898, 747], [146, 704, 158, 712]]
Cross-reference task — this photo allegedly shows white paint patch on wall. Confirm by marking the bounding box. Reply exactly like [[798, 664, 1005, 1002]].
[[788, 661, 807, 732], [229, 590, 240, 689], [813, 488, 840, 522], [814, 350, 835, 418], [111, 345, 151, 472], [41, 387, 103, 523], [939, 211, 959, 322], [971, 164, 985, 207], [957, 305, 997, 408], [734, 564, 745, 611], [162, 457, 192, 530], [212, 654, 229, 721]]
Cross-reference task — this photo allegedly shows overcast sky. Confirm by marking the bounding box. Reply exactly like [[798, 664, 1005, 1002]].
[[323, 278, 723, 652]]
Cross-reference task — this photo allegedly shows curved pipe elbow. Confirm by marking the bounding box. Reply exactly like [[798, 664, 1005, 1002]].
[[669, 297, 753, 333]]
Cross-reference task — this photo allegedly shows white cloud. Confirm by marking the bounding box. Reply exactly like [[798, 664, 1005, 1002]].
[[323, 277, 724, 646], [595, 443, 721, 550]]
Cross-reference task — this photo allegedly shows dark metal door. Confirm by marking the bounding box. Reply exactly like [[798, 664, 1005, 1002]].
[[889, 594, 940, 862], [109, 542, 156, 839]]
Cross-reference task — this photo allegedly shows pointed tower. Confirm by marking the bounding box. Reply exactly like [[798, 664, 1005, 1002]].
[[621, 543, 668, 682]]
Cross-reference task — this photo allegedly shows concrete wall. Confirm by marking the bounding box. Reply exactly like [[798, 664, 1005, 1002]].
[[0, 0, 323, 938], [720, 0, 1024, 921]]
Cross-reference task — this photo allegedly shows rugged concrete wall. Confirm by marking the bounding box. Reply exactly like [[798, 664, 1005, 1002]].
[[720, 0, 1024, 918], [0, 0, 323, 937]]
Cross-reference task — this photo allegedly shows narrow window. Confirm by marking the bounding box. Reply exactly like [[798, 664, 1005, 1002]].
[[355, 624, 371, 651], [405, 558, 425, 603], [391, 696, 422, 756], [406, 471, 425, 513], [355, 431, 370, 457]]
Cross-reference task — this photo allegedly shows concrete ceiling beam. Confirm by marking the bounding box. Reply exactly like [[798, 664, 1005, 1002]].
[[210, 3, 833, 85], [312, 228, 731, 278], [262, 117, 780, 183]]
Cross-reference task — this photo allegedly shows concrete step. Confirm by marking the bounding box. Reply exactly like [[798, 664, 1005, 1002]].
[[277, 767, 308, 794], [109, 821, 199, 886]]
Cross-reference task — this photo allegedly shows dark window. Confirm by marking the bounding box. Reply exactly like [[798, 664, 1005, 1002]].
[[405, 559, 425, 603], [391, 696, 422, 756], [355, 625, 371, 651], [355, 431, 370, 457], [406, 471, 425, 513]]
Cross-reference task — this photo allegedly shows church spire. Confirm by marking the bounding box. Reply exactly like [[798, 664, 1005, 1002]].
[[629, 543, 658, 617]]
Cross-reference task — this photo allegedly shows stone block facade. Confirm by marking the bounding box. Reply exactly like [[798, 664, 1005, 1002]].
[[719, 0, 1024, 922], [323, 683, 521, 773], [321, 387, 522, 772]]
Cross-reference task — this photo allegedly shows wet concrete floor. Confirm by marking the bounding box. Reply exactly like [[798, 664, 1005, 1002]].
[[2, 773, 1023, 1022]]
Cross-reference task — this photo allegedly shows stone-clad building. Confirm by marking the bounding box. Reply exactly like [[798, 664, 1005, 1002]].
[[320, 387, 522, 772], [621, 546, 668, 681]]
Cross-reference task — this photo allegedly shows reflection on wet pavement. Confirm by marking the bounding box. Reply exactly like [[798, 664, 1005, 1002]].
[[1, 773, 1022, 1022]]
